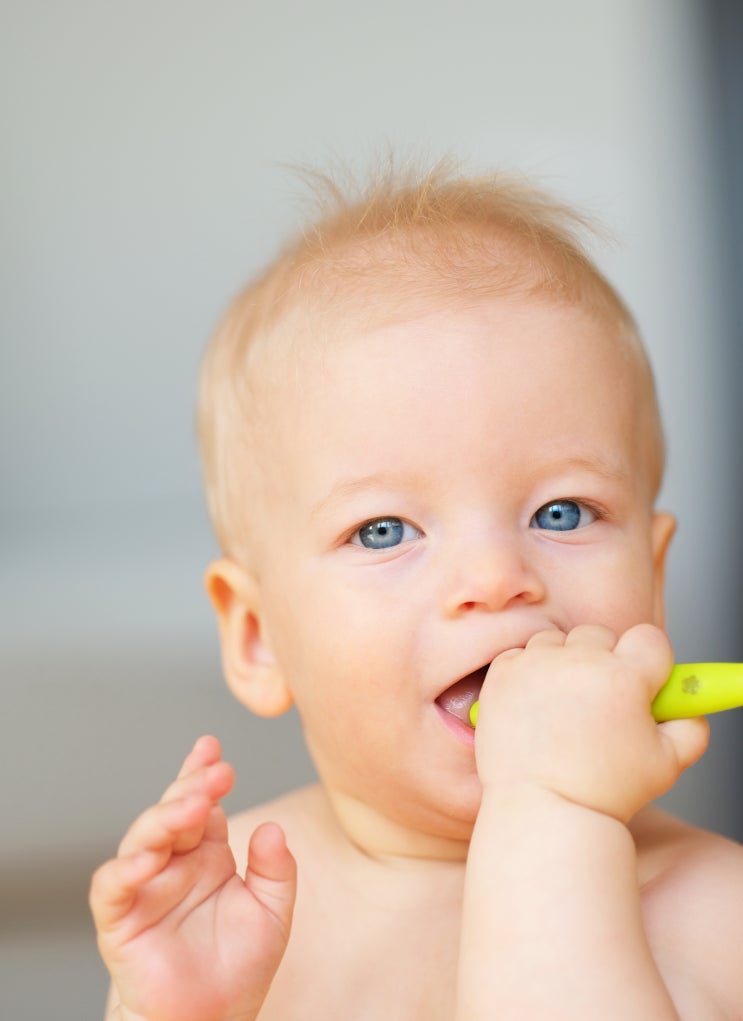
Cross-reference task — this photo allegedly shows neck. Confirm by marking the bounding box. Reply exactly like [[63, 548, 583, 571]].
[[324, 788, 471, 865]]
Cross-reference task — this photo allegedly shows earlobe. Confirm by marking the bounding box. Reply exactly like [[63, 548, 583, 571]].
[[650, 511, 676, 627], [204, 558, 294, 718]]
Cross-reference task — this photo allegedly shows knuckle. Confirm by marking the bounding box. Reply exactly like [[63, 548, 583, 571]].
[[88, 864, 105, 899]]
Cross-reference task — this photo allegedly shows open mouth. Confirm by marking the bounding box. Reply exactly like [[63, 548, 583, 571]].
[[435, 665, 490, 725]]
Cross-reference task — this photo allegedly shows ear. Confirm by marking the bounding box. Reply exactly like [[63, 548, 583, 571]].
[[650, 511, 676, 627], [204, 558, 294, 717]]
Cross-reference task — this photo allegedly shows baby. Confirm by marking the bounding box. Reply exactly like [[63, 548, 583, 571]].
[[90, 163, 743, 1020]]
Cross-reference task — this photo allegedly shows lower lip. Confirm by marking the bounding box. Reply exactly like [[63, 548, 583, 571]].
[[435, 703, 475, 746]]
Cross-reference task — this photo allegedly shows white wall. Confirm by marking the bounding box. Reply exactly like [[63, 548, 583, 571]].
[[1, 3, 739, 1018]]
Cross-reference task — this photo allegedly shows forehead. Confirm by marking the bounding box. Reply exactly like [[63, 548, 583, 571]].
[[254, 297, 652, 492], [268, 294, 635, 399]]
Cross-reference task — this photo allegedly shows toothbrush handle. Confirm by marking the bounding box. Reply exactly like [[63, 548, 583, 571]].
[[650, 663, 743, 721]]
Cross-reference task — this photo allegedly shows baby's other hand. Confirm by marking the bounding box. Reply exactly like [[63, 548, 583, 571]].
[[474, 624, 709, 822], [90, 736, 296, 1021]]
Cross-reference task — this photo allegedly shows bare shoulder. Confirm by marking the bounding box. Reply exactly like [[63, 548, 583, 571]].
[[632, 805, 743, 888], [227, 784, 334, 872], [633, 806, 743, 1016]]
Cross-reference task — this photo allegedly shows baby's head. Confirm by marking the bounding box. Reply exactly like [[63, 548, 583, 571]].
[[199, 162, 673, 851], [198, 161, 664, 566]]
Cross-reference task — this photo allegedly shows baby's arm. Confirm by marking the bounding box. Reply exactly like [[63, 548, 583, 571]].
[[90, 736, 296, 1021], [456, 625, 711, 1021]]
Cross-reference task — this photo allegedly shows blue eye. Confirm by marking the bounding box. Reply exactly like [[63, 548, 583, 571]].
[[352, 517, 420, 550], [531, 500, 595, 531]]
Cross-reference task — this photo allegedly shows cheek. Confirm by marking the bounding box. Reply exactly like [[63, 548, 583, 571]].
[[265, 567, 418, 708], [547, 541, 658, 633], [278, 596, 417, 788]]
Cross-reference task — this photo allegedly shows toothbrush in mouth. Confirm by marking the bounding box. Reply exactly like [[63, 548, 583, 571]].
[[468, 663, 743, 728]]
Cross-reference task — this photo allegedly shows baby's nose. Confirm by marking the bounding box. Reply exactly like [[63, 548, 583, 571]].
[[441, 534, 545, 617]]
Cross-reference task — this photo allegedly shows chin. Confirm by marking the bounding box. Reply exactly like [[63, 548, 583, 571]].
[[385, 784, 481, 848]]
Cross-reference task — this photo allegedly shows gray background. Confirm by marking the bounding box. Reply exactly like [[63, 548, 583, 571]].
[[2, 2, 741, 1018]]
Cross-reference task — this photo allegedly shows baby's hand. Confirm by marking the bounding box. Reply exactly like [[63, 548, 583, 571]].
[[474, 624, 709, 822], [90, 736, 296, 1021]]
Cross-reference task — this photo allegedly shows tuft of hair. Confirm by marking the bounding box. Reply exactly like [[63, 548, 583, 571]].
[[198, 157, 658, 558]]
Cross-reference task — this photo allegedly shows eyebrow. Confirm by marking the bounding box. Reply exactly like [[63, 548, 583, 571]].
[[310, 471, 425, 521], [311, 455, 629, 522], [543, 454, 629, 485]]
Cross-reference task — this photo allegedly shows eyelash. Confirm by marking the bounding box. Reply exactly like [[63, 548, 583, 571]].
[[349, 517, 422, 551], [529, 498, 601, 532]]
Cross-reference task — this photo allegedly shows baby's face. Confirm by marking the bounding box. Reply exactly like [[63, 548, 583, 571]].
[[244, 297, 670, 853]]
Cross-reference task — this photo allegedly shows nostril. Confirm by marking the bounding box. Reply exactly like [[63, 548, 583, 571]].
[[443, 551, 546, 618]]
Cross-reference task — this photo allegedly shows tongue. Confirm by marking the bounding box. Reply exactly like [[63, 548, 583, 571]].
[[437, 668, 487, 723]]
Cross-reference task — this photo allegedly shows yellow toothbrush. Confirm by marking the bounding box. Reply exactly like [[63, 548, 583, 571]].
[[469, 663, 743, 728]]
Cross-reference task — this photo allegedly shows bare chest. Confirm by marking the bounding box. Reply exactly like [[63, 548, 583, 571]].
[[258, 941, 458, 1021], [257, 864, 461, 1020]]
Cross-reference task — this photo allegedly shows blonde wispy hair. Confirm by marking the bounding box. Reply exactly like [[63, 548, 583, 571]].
[[198, 158, 663, 559]]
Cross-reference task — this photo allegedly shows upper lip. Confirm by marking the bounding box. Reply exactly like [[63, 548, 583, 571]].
[[434, 657, 498, 707], [435, 624, 561, 703], [453, 661, 492, 690]]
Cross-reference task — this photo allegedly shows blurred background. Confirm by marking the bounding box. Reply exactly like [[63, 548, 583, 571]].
[[2, 1, 741, 1017]]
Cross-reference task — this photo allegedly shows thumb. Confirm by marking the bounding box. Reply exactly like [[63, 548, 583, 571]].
[[245, 822, 297, 941], [658, 715, 710, 775]]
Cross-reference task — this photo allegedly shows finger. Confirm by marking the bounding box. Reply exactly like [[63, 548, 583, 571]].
[[111, 768, 229, 862], [614, 623, 673, 695], [90, 847, 171, 932], [160, 759, 235, 809], [245, 823, 297, 939], [201, 799, 230, 846], [177, 735, 222, 780], [564, 623, 618, 649], [658, 716, 710, 774], [525, 629, 566, 649], [118, 793, 212, 858]]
